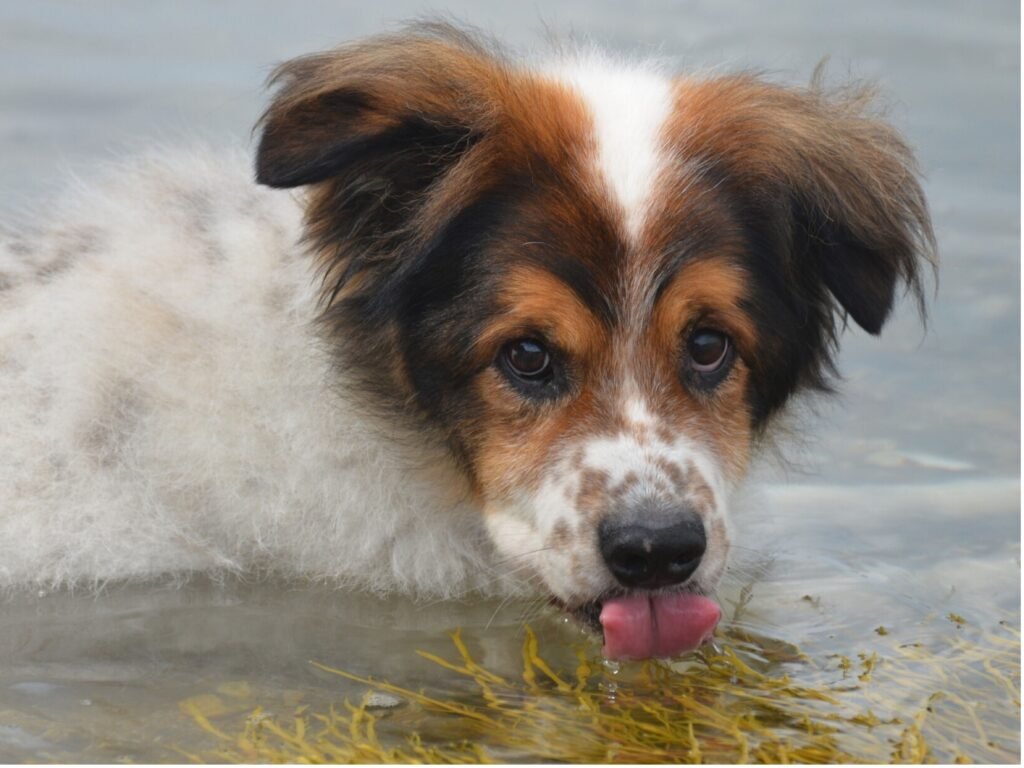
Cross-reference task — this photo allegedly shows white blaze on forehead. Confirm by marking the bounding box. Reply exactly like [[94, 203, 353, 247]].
[[549, 57, 673, 240], [623, 395, 656, 427]]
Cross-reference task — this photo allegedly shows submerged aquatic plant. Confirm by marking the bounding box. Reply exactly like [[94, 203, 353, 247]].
[[183, 618, 1019, 764]]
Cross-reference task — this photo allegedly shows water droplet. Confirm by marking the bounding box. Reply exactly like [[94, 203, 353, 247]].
[[364, 691, 402, 709], [708, 640, 723, 655], [37, 590, 47, 598], [602, 659, 620, 674]]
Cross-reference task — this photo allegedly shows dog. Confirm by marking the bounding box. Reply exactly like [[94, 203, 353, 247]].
[[0, 23, 934, 660]]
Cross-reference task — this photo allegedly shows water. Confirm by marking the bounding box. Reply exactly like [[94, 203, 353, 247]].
[[0, 0, 1018, 762]]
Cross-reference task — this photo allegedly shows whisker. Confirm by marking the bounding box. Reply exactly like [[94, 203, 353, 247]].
[[414, 561, 542, 610], [516, 595, 555, 634], [489, 546, 554, 568], [484, 592, 522, 630], [728, 543, 778, 556]]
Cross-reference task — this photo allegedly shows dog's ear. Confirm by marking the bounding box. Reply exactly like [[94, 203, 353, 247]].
[[255, 24, 499, 191], [255, 24, 512, 311], [680, 74, 936, 335]]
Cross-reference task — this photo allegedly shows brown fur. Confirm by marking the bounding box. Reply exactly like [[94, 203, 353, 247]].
[[252, 25, 935, 601], [665, 74, 936, 333]]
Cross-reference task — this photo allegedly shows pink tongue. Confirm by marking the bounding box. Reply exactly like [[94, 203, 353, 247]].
[[599, 593, 721, 660]]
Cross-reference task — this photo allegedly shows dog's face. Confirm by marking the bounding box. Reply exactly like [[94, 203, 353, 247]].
[[255, 25, 933, 644]]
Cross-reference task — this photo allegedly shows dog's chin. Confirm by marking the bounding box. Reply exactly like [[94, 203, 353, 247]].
[[552, 583, 722, 661]]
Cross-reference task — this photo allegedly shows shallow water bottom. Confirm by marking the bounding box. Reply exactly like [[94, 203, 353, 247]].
[[0, 480, 1019, 763]]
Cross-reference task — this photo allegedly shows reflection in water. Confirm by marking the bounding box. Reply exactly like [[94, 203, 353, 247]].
[[186, 622, 1019, 763], [1, 558, 1017, 762], [1, 473, 1018, 763]]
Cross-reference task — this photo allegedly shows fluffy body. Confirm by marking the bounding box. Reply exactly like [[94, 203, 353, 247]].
[[0, 25, 933, 622], [0, 151, 504, 596]]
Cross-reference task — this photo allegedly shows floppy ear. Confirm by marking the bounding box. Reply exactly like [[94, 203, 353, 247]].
[[255, 27, 498, 190], [254, 24, 508, 305], [680, 75, 936, 335], [255, 25, 501, 190], [256, 84, 476, 191]]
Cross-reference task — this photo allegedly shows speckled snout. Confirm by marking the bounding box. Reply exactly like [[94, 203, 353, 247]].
[[484, 423, 733, 607]]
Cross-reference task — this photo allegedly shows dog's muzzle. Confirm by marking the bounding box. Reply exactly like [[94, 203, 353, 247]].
[[598, 507, 706, 589]]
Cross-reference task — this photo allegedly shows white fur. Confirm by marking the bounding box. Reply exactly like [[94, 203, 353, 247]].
[[485, 425, 732, 605], [0, 149, 518, 598], [623, 395, 656, 427], [549, 56, 673, 240]]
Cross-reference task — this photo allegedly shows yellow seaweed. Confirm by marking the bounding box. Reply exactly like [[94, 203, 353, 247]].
[[184, 620, 1020, 764]]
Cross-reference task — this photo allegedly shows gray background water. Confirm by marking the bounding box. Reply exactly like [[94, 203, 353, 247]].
[[0, 0, 1019, 761]]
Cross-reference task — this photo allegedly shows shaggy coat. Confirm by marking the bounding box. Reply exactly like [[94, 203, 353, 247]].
[[0, 26, 933, 617]]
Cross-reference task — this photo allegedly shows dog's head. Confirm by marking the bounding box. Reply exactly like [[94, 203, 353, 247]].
[[255, 24, 934, 657]]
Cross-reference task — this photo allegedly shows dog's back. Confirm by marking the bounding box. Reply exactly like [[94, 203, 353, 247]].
[[0, 149, 503, 596]]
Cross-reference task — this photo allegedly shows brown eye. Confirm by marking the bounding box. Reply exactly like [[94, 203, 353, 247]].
[[502, 338, 552, 381], [687, 328, 731, 373]]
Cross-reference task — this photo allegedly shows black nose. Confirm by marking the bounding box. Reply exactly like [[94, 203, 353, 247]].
[[598, 513, 706, 590]]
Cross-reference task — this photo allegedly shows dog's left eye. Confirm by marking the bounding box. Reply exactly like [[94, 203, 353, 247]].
[[688, 328, 730, 371], [684, 327, 735, 390]]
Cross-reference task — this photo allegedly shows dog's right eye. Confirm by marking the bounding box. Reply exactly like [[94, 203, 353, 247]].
[[501, 338, 552, 382]]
